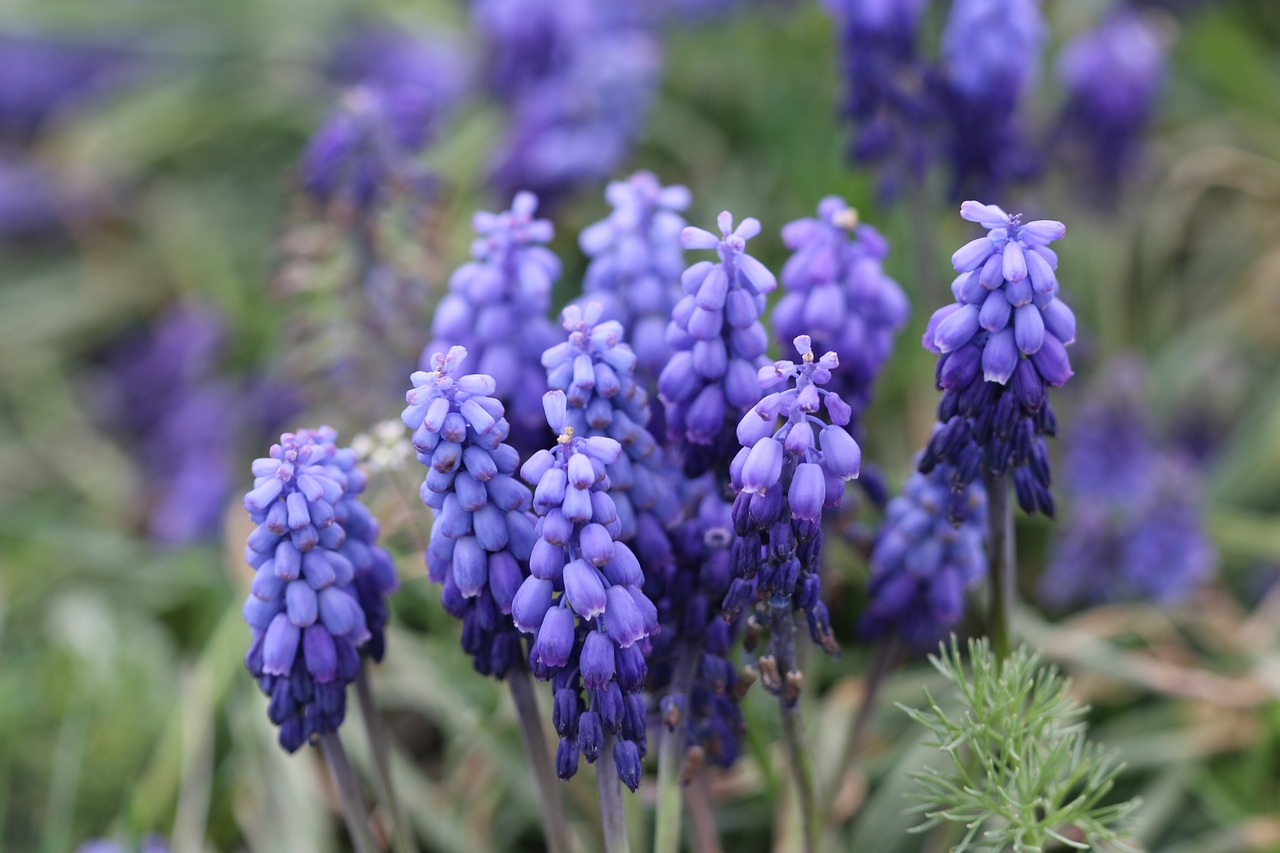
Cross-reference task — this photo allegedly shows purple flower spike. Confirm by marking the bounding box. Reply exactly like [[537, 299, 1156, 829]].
[[242, 427, 396, 752], [919, 201, 1075, 520], [404, 347, 534, 679]]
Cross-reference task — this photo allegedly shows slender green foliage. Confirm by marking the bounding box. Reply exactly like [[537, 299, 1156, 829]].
[[900, 638, 1140, 852]]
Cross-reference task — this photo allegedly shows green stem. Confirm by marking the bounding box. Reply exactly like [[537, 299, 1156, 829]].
[[507, 662, 574, 853], [356, 668, 413, 853], [319, 731, 377, 853], [984, 472, 1016, 662], [654, 645, 698, 853], [825, 636, 900, 822], [771, 605, 819, 853], [598, 732, 632, 853]]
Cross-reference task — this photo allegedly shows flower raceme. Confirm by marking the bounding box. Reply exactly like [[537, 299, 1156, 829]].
[[920, 201, 1075, 518], [725, 337, 862, 692], [660, 211, 776, 469], [402, 346, 536, 678], [242, 427, 398, 752], [512, 390, 657, 791]]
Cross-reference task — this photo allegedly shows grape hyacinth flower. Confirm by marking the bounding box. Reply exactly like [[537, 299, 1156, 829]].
[[512, 390, 656, 791], [660, 211, 777, 473], [578, 172, 691, 386], [0, 31, 137, 141], [242, 428, 393, 752], [860, 464, 988, 648], [300, 26, 467, 214], [1057, 11, 1166, 201], [403, 346, 535, 678], [823, 0, 931, 196], [934, 0, 1046, 198], [426, 192, 561, 446], [920, 201, 1075, 520], [775, 197, 909, 429], [1040, 363, 1215, 606], [726, 336, 863, 698]]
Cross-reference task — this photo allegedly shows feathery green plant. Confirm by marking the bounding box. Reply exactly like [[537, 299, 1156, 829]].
[[900, 638, 1140, 852]]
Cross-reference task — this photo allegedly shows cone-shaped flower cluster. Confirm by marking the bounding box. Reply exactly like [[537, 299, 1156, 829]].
[[824, 0, 930, 194], [649, 488, 748, 772], [725, 337, 862, 700], [426, 192, 561, 443], [775, 197, 909, 426], [242, 427, 396, 752], [402, 346, 536, 678], [936, 0, 1046, 197], [1040, 363, 1214, 606], [513, 390, 657, 791], [660, 211, 776, 470], [578, 172, 690, 385], [1057, 12, 1166, 197], [920, 201, 1075, 519], [860, 463, 987, 648]]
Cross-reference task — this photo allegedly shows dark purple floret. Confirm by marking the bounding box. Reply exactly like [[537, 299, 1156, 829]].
[[859, 463, 987, 648], [0, 31, 137, 141], [243, 428, 395, 752], [403, 346, 534, 678]]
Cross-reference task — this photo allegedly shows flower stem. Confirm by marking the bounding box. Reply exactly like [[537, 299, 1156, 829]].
[[825, 635, 901, 821], [319, 731, 377, 853], [984, 471, 1016, 662], [654, 645, 698, 853], [507, 662, 573, 853], [597, 732, 632, 853], [684, 775, 723, 853], [355, 669, 412, 853], [771, 604, 819, 853]]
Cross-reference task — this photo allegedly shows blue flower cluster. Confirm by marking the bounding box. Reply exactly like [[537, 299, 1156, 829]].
[[860, 463, 988, 648], [300, 25, 466, 213], [242, 427, 397, 752], [1040, 363, 1215, 606], [823, 0, 930, 196], [775, 197, 909, 428], [659, 211, 777, 472], [578, 172, 691, 386], [934, 0, 1046, 198], [921, 201, 1075, 519], [648, 488, 747, 771], [426, 192, 561, 445], [402, 346, 536, 678], [477, 0, 660, 199], [513, 390, 657, 791], [726, 337, 862, 697], [1057, 11, 1166, 198]]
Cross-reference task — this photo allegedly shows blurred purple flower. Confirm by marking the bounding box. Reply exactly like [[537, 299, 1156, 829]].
[[77, 836, 169, 853], [0, 31, 136, 141]]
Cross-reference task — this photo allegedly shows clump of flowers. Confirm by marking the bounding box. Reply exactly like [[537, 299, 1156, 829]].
[[402, 346, 536, 678], [860, 463, 988, 648], [578, 172, 691, 386], [775, 196, 909, 430], [726, 336, 862, 700], [242, 427, 397, 751], [513, 390, 657, 791], [660, 211, 776, 473], [920, 201, 1075, 519], [426, 192, 561, 445]]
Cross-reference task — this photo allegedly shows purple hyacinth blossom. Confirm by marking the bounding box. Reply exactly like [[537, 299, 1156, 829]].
[[860, 463, 988, 648], [77, 836, 169, 853], [404, 346, 535, 678], [1040, 362, 1215, 607], [243, 428, 394, 752], [823, 0, 931, 195], [0, 31, 137, 140], [919, 201, 1074, 520], [726, 337, 862, 696], [514, 389, 657, 790], [660, 210, 777, 472], [578, 172, 691, 386], [1057, 12, 1167, 200], [934, 0, 1046, 198], [775, 197, 909, 427], [300, 26, 467, 213], [425, 192, 562, 449]]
